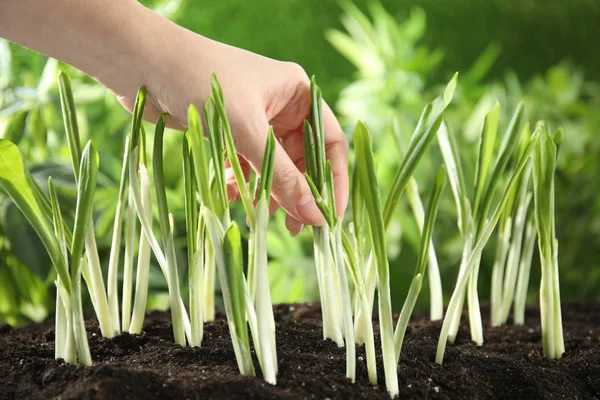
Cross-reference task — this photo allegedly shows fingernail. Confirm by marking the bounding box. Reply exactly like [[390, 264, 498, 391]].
[[286, 217, 304, 237], [291, 223, 305, 237], [296, 194, 325, 226]]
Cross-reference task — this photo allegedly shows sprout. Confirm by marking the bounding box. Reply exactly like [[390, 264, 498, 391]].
[[532, 126, 564, 358], [58, 71, 114, 338]]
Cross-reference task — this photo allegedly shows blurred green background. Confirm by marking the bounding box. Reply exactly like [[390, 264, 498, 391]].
[[1, 0, 599, 326]]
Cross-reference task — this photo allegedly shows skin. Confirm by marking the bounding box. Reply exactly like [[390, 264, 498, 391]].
[[0, 0, 349, 236]]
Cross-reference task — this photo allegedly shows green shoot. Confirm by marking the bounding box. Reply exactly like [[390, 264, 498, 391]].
[[392, 117, 443, 320], [436, 131, 539, 364], [394, 167, 446, 363], [303, 77, 344, 346], [106, 136, 130, 333], [513, 213, 537, 325], [69, 141, 98, 366], [532, 127, 564, 358], [58, 71, 114, 338], [153, 113, 187, 346], [183, 132, 204, 346], [127, 88, 190, 344], [188, 102, 256, 376], [251, 128, 278, 384], [353, 121, 398, 397], [304, 76, 356, 383], [355, 73, 458, 340]]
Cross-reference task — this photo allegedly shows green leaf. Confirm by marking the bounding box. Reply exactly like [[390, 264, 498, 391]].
[[127, 87, 147, 154], [58, 71, 82, 181], [153, 113, 171, 245], [353, 121, 387, 279], [222, 221, 251, 350], [472, 102, 500, 215], [182, 134, 197, 268], [416, 167, 446, 277], [304, 173, 335, 227], [210, 74, 254, 225], [302, 120, 318, 182], [258, 127, 276, 200], [310, 77, 326, 186], [187, 105, 213, 212], [48, 177, 68, 269], [27, 107, 47, 147], [2, 110, 28, 144], [205, 97, 227, 214], [70, 141, 98, 278], [533, 128, 557, 253], [436, 120, 469, 234], [476, 102, 525, 232], [0, 139, 69, 290], [383, 72, 457, 228]]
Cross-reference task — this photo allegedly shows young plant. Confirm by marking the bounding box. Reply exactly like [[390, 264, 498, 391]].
[[210, 74, 279, 383], [0, 138, 96, 365], [304, 77, 356, 382], [126, 88, 191, 345], [391, 117, 444, 321], [124, 125, 153, 336], [353, 121, 398, 397], [435, 127, 540, 364], [436, 101, 527, 348], [393, 167, 446, 363], [58, 71, 115, 338], [353, 73, 457, 337], [532, 125, 564, 359]]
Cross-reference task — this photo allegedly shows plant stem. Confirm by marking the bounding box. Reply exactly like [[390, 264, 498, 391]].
[[128, 174, 152, 334], [500, 193, 532, 324], [106, 137, 131, 334], [513, 220, 536, 325], [490, 220, 512, 326], [121, 190, 136, 331]]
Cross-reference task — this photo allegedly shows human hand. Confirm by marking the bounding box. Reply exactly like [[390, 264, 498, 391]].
[[112, 4, 349, 236], [0, 0, 349, 235]]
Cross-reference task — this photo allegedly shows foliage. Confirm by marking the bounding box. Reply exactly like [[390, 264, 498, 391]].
[[1, 0, 599, 329]]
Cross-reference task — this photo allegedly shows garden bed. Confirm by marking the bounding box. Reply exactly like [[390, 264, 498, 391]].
[[1, 301, 599, 400]]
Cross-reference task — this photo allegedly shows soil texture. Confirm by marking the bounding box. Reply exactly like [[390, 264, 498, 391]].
[[0, 301, 599, 399]]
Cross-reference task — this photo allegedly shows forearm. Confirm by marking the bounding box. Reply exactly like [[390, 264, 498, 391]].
[[0, 0, 160, 92]]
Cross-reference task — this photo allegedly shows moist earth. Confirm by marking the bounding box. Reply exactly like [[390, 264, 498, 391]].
[[0, 301, 599, 399]]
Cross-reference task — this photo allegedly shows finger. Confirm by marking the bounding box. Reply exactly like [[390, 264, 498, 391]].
[[233, 114, 325, 227], [286, 214, 304, 237], [322, 101, 349, 218], [269, 197, 279, 217], [225, 158, 251, 203], [118, 94, 186, 131]]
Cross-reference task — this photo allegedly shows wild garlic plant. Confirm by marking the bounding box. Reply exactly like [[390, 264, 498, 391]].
[[306, 74, 456, 397], [0, 126, 98, 366], [0, 67, 567, 392], [391, 118, 444, 321], [185, 74, 279, 383], [303, 77, 356, 382], [433, 100, 568, 364], [489, 125, 536, 327], [531, 124, 564, 359], [58, 72, 115, 338], [352, 72, 457, 342], [435, 101, 530, 350], [351, 120, 445, 398]]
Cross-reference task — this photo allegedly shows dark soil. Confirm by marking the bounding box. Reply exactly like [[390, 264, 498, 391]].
[[0, 301, 599, 400]]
